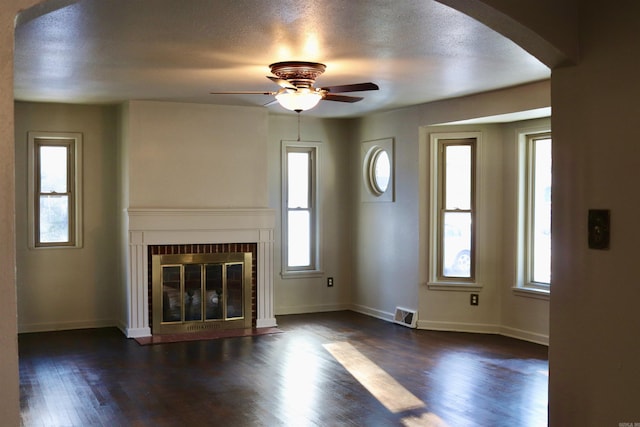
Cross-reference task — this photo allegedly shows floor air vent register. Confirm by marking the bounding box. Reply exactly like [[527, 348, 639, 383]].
[[393, 307, 417, 328]]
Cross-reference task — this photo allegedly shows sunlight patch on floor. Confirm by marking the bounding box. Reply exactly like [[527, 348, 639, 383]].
[[324, 341, 424, 413], [401, 412, 451, 427], [279, 339, 321, 423], [324, 341, 449, 425], [324, 340, 451, 427]]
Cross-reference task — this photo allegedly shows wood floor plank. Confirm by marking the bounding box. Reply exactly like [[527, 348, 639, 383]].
[[19, 311, 548, 426]]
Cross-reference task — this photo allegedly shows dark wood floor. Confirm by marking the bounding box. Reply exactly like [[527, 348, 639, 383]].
[[19, 311, 548, 426]]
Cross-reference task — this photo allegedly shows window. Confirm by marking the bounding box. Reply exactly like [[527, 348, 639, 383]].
[[361, 138, 394, 202], [430, 135, 477, 284], [369, 148, 391, 195], [438, 139, 475, 280], [281, 141, 321, 276], [524, 132, 552, 289], [28, 132, 83, 248]]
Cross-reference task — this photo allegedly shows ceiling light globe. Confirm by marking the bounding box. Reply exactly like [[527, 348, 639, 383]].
[[275, 90, 322, 112]]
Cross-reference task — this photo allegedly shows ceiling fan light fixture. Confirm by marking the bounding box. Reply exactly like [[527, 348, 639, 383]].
[[211, 61, 379, 112], [275, 89, 323, 112]]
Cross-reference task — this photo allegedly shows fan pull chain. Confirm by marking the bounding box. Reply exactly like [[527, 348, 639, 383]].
[[297, 111, 301, 141]]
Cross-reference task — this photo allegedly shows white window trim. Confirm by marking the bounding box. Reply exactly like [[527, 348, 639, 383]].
[[280, 140, 323, 278], [512, 126, 551, 299], [428, 132, 483, 290], [27, 131, 83, 249]]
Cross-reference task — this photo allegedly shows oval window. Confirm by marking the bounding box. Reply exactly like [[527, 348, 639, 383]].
[[370, 148, 390, 195]]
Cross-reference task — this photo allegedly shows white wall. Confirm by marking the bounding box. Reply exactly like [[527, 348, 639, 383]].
[[268, 114, 354, 314], [14, 102, 120, 333]]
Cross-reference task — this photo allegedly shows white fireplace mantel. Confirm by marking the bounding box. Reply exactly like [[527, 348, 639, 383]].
[[124, 208, 277, 338]]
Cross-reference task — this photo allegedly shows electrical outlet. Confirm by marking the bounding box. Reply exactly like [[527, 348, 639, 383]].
[[327, 277, 334, 287], [470, 293, 479, 306]]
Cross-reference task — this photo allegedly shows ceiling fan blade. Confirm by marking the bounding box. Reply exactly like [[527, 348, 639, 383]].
[[322, 93, 364, 103], [263, 99, 279, 107], [266, 76, 297, 90], [320, 82, 379, 93], [210, 91, 276, 95]]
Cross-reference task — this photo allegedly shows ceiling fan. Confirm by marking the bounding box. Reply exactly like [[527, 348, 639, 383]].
[[210, 61, 379, 112]]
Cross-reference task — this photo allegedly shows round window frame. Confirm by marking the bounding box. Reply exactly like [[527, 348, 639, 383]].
[[361, 138, 394, 203], [368, 147, 391, 196]]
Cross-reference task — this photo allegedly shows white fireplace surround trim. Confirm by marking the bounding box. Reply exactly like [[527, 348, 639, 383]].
[[125, 208, 277, 338]]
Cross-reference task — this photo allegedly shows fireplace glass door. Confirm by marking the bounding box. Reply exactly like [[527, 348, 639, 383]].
[[152, 252, 252, 334]]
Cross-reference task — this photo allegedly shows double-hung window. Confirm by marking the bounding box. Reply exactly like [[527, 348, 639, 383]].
[[524, 132, 552, 289], [28, 132, 83, 248], [430, 135, 477, 284], [281, 141, 321, 276]]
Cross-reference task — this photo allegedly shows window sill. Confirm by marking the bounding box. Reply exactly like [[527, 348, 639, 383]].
[[512, 286, 550, 300], [428, 281, 482, 292], [281, 270, 325, 280], [29, 244, 83, 250]]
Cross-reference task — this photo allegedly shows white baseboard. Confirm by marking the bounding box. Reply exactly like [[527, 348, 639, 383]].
[[113, 320, 151, 338], [349, 304, 395, 323], [256, 318, 278, 328], [417, 319, 500, 334], [17, 310, 549, 346], [275, 303, 350, 316], [125, 326, 152, 338], [18, 318, 117, 334], [416, 319, 548, 346], [499, 326, 549, 346]]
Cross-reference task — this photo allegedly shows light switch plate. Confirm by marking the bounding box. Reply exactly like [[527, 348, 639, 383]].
[[588, 209, 610, 250]]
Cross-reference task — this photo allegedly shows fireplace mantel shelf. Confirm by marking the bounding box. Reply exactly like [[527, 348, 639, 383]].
[[127, 207, 275, 216]]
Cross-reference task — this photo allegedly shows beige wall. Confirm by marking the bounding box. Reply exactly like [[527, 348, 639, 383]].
[[500, 117, 551, 341], [15, 102, 121, 333], [350, 86, 551, 342], [118, 102, 357, 321], [119, 101, 271, 332], [549, 2, 640, 424], [268, 114, 354, 314], [5, 0, 640, 425], [13, 88, 551, 340], [419, 123, 506, 333], [351, 107, 424, 319], [125, 101, 269, 209], [2, 2, 58, 423]]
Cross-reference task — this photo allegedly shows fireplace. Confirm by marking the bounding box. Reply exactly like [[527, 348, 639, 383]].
[[150, 246, 255, 334], [124, 208, 276, 338]]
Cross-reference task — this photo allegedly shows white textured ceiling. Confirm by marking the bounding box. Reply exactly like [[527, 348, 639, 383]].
[[14, 0, 550, 118]]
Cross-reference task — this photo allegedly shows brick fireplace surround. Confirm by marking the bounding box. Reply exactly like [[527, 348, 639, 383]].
[[124, 208, 276, 338]]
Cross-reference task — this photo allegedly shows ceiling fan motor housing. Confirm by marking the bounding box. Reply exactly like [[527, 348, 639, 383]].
[[269, 61, 326, 88]]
